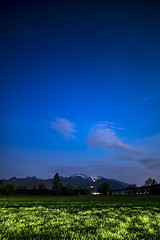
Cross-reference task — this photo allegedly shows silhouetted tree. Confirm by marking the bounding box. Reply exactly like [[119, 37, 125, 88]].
[[144, 178, 159, 195], [5, 184, 15, 195], [79, 187, 90, 195], [126, 184, 137, 194], [52, 173, 62, 195], [0, 180, 4, 187], [16, 185, 22, 190], [65, 184, 74, 195], [144, 178, 157, 186], [15, 185, 26, 194], [0, 180, 4, 193], [30, 185, 37, 195], [98, 182, 109, 195], [38, 183, 47, 194]]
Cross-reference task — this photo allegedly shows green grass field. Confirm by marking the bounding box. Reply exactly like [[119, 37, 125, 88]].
[[0, 195, 160, 239]]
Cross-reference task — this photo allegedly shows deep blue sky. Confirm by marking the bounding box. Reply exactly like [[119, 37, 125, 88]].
[[1, 0, 160, 185]]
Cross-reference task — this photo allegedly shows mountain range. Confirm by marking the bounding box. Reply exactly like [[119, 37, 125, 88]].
[[1, 174, 129, 191]]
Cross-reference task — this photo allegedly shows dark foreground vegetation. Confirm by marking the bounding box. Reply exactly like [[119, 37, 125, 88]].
[[0, 195, 160, 239]]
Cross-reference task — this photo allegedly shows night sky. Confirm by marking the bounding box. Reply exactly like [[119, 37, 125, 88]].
[[1, 0, 160, 185]]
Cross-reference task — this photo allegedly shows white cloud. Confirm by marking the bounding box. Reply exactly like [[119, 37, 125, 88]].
[[50, 118, 77, 139], [86, 122, 137, 151]]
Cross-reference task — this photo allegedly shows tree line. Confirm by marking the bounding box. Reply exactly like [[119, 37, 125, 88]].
[[0, 174, 159, 195], [126, 178, 160, 195], [0, 173, 90, 196]]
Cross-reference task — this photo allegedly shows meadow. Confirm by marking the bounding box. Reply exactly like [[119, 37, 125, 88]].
[[0, 195, 160, 239]]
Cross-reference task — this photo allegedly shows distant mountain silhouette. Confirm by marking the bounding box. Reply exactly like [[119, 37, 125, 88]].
[[2, 174, 129, 191]]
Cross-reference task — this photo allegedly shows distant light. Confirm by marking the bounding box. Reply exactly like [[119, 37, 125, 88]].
[[92, 192, 101, 195], [90, 186, 94, 188]]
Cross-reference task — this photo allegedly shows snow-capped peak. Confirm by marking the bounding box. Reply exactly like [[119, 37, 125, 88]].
[[91, 176, 100, 182], [69, 174, 105, 182]]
